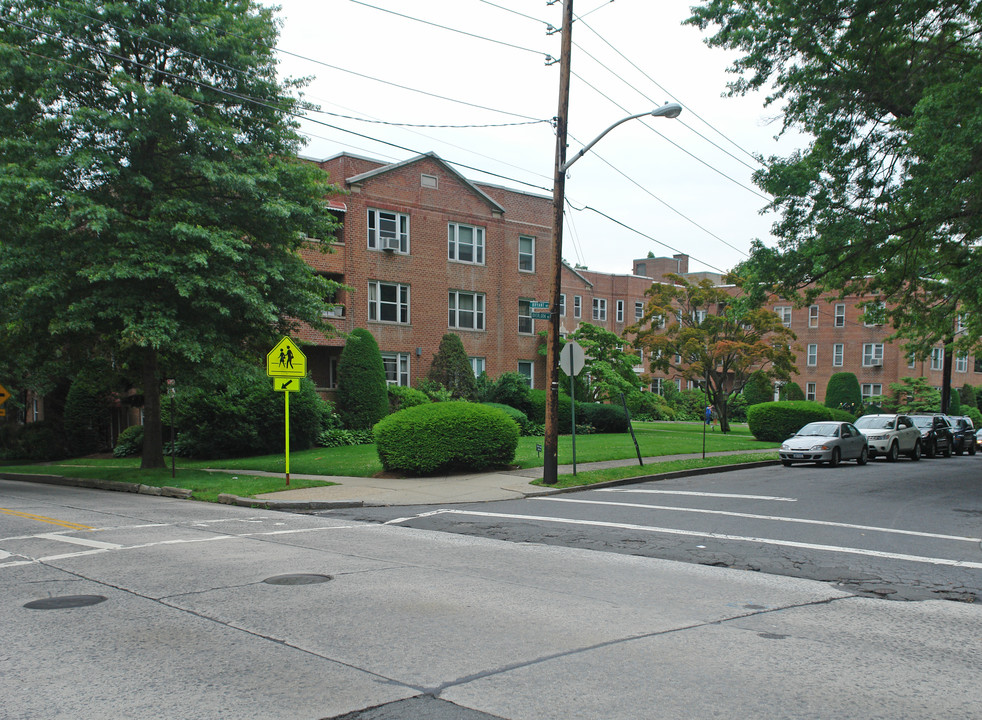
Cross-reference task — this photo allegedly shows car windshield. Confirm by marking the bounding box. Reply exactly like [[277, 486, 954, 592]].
[[796, 423, 839, 437], [855, 416, 894, 430], [911, 416, 933, 429]]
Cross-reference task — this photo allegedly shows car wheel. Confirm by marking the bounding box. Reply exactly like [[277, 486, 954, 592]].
[[970, 443, 977, 456], [857, 446, 868, 465], [886, 441, 899, 462], [927, 440, 937, 458], [943, 442, 952, 458], [781, 460, 792, 467], [955, 442, 963, 456], [909, 440, 921, 461], [829, 447, 841, 468]]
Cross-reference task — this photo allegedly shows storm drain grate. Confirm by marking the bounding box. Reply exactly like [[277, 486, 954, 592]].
[[263, 573, 332, 586], [24, 595, 107, 610]]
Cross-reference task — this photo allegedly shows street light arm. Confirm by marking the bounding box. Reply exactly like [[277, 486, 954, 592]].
[[561, 103, 682, 172]]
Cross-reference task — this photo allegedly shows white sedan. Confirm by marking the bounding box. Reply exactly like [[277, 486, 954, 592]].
[[780, 421, 869, 467], [854, 414, 922, 461]]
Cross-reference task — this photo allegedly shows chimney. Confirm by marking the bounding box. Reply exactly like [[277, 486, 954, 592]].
[[673, 253, 689, 274]]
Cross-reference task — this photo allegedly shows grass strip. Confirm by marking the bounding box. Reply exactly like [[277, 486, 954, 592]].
[[533, 452, 780, 489]]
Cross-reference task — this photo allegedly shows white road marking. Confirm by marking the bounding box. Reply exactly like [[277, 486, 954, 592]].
[[395, 509, 982, 570], [598, 489, 798, 502], [536, 497, 982, 544], [35, 532, 122, 550]]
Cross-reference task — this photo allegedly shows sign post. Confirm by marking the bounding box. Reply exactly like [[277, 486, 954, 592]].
[[266, 338, 306, 486], [559, 340, 586, 475]]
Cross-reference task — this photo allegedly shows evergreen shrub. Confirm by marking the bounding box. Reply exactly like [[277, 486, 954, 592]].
[[742, 371, 773, 406], [824, 373, 862, 412], [427, 333, 478, 400], [481, 403, 529, 433], [336, 328, 389, 430], [780, 382, 805, 401], [577, 402, 628, 433], [113, 425, 144, 458], [388, 385, 430, 413], [747, 400, 832, 442], [828, 408, 856, 422], [485, 372, 533, 416], [374, 402, 519, 475]]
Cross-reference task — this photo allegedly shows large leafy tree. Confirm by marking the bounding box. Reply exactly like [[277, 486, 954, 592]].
[[567, 323, 643, 403], [0, 0, 340, 468], [688, 1, 982, 356], [631, 275, 797, 432]]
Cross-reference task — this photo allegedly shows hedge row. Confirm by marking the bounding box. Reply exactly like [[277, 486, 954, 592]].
[[747, 401, 838, 442]]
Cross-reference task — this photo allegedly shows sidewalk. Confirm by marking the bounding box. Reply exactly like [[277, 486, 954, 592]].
[[222, 449, 778, 509]]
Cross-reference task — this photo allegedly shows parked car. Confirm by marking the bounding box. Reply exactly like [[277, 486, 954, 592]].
[[908, 415, 954, 458], [945, 415, 977, 456], [780, 421, 869, 467], [854, 414, 921, 461], [977, 427, 982, 452]]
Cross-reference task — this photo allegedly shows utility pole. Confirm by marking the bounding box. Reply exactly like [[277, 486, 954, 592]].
[[543, 0, 574, 485]]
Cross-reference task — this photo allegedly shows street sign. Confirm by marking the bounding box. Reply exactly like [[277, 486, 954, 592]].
[[529, 301, 550, 309], [531, 312, 551, 320], [274, 377, 300, 393], [560, 340, 586, 376], [266, 337, 306, 378], [0, 383, 10, 406]]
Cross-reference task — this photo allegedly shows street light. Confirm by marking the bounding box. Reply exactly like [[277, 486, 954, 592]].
[[542, 102, 682, 485]]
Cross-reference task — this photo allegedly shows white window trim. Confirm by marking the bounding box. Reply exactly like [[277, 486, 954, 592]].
[[559, 293, 566, 317], [806, 382, 817, 401], [956, 353, 968, 373], [931, 347, 943, 371], [573, 295, 582, 319], [635, 301, 644, 321], [616, 300, 624, 323], [518, 236, 535, 272], [833, 343, 844, 367], [469, 357, 486, 378], [517, 360, 534, 388], [808, 305, 819, 328], [518, 299, 534, 335], [834, 303, 846, 327], [449, 290, 485, 331], [807, 344, 818, 367], [593, 298, 607, 321], [863, 343, 884, 367], [448, 222, 485, 265], [367, 208, 409, 253], [368, 281, 410, 324], [381, 352, 410, 386], [774, 306, 792, 327]]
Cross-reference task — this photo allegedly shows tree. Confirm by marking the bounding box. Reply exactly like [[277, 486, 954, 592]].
[[824, 373, 862, 413], [742, 371, 774, 406], [336, 329, 389, 430], [632, 275, 797, 432], [427, 334, 477, 400], [960, 384, 977, 411], [890, 377, 942, 413], [0, 1, 341, 469], [780, 381, 805, 401], [567, 323, 643, 402], [688, 1, 982, 356]]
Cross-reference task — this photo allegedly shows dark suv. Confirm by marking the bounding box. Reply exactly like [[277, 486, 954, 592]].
[[909, 415, 954, 458], [945, 415, 977, 456]]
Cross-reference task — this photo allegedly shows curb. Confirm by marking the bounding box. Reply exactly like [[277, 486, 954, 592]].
[[0, 472, 192, 499], [217, 493, 364, 511]]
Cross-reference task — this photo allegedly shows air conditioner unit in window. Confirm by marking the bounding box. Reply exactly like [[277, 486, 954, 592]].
[[381, 237, 401, 252], [870, 360, 883, 367]]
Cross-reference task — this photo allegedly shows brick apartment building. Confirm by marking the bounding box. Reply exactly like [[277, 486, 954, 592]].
[[299, 150, 980, 405]]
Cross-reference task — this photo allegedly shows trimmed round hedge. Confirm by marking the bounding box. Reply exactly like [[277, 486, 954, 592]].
[[374, 402, 519, 475], [746, 400, 833, 442]]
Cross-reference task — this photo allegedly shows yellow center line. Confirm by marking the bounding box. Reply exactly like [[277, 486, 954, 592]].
[[0, 508, 94, 531]]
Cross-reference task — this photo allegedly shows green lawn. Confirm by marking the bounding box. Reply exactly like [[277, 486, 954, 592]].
[[0, 422, 777, 501]]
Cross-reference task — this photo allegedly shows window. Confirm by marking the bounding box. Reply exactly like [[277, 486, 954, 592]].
[[420, 173, 438, 189], [469, 357, 485, 378], [517, 361, 534, 388], [448, 222, 485, 264], [834, 303, 846, 327], [559, 294, 566, 316], [975, 356, 982, 373], [616, 300, 624, 323], [908, 354, 917, 369], [863, 301, 886, 327], [573, 295, 582, 318], [635, 301, 644, 321], [833, 343, 844, 367], [861, 383, 883, 400], [807, 344, 818, 366], [651, 378, 663, 395], [323, 356, 338, 389], [956, 353, 968, 373], [518, 299, 533, 334], [806, 382, 817, 401], [518, 236, 535, 272], [863, 343, 884, 367], [808, 305, 819, 328], [368, 281, 410, 324], [367, 208, 409, 253], [692, 309, 707, 324], [593, 298, 607, 321], [449, 291, 485, 330], [931, 347, 943, 370], [381, 352, 410, 386], [774, 306, 792, 326]]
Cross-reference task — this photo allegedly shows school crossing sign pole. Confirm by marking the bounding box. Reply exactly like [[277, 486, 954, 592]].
[[266, 337, 306, 486]]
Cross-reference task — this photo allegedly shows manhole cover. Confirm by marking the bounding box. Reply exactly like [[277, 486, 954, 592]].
[[24, 595, 107, 610], [263, 573, 332, 586]]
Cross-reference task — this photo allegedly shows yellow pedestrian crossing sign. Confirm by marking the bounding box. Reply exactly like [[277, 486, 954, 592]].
[[0, 383, 9, 406], [266, 337, 306, 378]]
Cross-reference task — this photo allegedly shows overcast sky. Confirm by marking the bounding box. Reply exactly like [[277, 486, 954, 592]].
[[263, 0, 805, 276]]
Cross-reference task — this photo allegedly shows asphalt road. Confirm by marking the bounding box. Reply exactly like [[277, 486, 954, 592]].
[[3, 474, 981, 719], [321, 454, 982, 603]]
